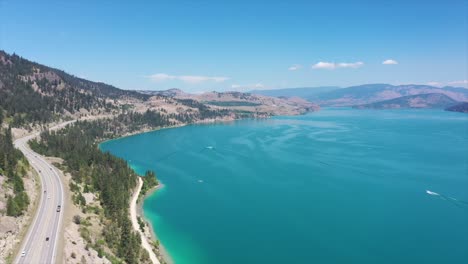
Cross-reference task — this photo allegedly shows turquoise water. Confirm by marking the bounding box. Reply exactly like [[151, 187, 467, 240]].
[[101, 108, 468, 264]]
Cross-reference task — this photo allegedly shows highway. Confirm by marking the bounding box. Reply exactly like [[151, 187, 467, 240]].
[[13, 121, 74, 264]]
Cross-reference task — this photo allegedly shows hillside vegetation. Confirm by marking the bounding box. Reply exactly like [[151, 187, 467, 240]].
[[27, 105, 243, 263], [1, 50, 319, 130], [30, 120, 157, 263], [0, 50, 148, 127], [142, 90, 320, 116], [0, 127, 29, 217]]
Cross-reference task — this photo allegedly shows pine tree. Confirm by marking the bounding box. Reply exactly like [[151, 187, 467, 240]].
[[6, 195, 19, 216]]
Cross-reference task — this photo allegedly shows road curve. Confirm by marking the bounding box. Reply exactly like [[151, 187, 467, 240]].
[[13, 121, 74, 264]]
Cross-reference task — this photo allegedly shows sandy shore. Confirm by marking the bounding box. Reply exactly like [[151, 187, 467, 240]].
[[136, 183, 174, 264], [130, 177, 161, 264]]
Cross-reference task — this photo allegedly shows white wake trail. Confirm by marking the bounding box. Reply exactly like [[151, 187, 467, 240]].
[[426, 190, 440, 196]]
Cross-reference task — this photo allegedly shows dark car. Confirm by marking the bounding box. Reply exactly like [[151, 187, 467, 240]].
[[46, 237, 49, 241], [56, 205, 61, 212]]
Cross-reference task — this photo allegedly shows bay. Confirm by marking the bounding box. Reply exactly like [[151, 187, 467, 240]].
[[100, 108, 468, 264]]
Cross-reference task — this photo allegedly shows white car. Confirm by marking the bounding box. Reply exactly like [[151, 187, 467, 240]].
[[21, 251, 26, 257]]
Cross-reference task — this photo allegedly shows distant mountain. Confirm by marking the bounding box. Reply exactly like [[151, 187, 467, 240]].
[[0, 50, 321, 129], [137, 88, 185, 97], [445, 102, 468, 113], [310, 84, 468, 106], [140, 89, 320, 116], [250, 86, 340, 99], [0, 50, 148, 125], [353, 93, 459, 109]]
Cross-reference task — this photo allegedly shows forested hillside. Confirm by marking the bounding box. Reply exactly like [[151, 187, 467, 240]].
[[0, 127, 29, 217], [0, 50, 274, 129], [26, 100, 236, 262], [30, 121, 153, 263], [0, 50, 148, 127]]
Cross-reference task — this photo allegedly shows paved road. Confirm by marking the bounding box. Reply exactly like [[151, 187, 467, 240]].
[[13, 121, 74, 264]]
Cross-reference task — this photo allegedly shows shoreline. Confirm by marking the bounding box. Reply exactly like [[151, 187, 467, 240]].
[[130, 177, 162, 264], [100, 115, 249, 146], [100, 123, 188, 145], [136, 183, 174, 264]]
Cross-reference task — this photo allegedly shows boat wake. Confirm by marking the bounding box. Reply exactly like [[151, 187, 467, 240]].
[[426, 189, 468, 209], [426, 190, 440, 196]]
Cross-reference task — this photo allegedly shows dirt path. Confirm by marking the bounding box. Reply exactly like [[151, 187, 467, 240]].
[[130, 177, 160, 264]]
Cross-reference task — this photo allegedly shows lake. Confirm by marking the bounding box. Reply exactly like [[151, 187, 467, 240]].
[[100, 108, 468, 264]]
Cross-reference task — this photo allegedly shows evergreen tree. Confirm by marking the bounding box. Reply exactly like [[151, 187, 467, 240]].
[[0, 127, 29, 216], [6, 195, 19, 216]]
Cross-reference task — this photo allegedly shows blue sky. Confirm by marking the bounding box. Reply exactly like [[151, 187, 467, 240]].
[[1, 0, 466, 92]]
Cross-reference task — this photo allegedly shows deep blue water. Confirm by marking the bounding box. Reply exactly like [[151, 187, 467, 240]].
[[101, 108, 468, 264]]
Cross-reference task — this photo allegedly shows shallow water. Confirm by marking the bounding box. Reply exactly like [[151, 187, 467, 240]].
[[101, 108, 468, 264]]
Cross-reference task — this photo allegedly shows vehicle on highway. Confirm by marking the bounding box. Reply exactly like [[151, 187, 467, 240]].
[[46, 237, 49, 241], [56, 205, 61, 212], [21, 251, 26, 257]]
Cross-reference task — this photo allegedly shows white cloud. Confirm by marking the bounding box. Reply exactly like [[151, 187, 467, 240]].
[[426, 81, 442, 87], [337, 62, 364, 68], [148, 73, 229, 83], [231, 83, 264, 90], [288, 64, 302, 71], [149, 73, 174, 81], [311, 62, 336, 70], [382, 59, 398, 65], [311, 61, 364, 70]]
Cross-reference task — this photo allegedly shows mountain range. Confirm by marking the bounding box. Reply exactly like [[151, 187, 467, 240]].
[[0, 50, 150, 126], [0, 51, 319, 129], [250, 84, 468, 111], [139, 88, 320, 116], [352, 93, 459, 109], [2, 50, 467, 125]]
